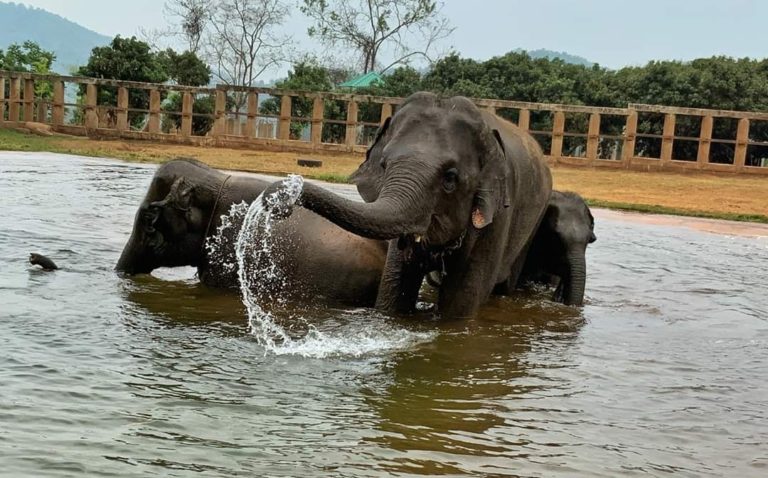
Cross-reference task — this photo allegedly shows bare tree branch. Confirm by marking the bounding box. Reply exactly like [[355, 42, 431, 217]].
[[164, 0, 211, 53], [301, 0, 453, 74], [165, 0, 293, 111]]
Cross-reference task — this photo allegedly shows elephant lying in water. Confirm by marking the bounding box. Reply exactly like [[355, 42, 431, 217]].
[[263, 92, 552, 320], [518, 191, 596, 306], [116, 159, 386, 306]]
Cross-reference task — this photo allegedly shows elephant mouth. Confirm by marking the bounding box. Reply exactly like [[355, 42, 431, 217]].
[[397, 229, 466, 268]]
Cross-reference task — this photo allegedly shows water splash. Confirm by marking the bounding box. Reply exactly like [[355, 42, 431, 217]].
[[206, 201, 249, 280], [229, 175, 435, 358], [235, 175, 304, 347]]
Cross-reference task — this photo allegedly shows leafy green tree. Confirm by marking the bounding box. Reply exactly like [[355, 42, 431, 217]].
[[157, 49, 213, 135], [157, 49, 211, 86], [260, 62, 342, 140], [0, 41, 56, 99], [77, 36, 169, 128], [0, 40, 56, 73], [371, 66, 422, 98]]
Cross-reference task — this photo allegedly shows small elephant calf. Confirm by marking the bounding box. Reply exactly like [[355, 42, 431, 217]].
[[519, 191, 596, 306]]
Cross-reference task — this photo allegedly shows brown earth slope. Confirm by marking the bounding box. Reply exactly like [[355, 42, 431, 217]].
[[1, 130, 766, 221]]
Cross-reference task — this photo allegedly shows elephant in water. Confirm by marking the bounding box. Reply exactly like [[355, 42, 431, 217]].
[[518, 191, 596, 306], [116, 159, 386, 306], [263, 92, 552, 320]]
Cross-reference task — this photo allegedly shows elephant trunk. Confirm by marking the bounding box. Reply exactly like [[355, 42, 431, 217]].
[[116, 229, 148, 274], [563, 247, 587, 306], [115, 202, 164, 275], [298, 178, 431, 240]]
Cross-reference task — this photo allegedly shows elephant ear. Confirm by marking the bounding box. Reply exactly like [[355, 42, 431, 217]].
[[350, 116, 391, 202], [471, 129, 512, 229], [149, 177, 205, 231], [150, 177, 192, 210]]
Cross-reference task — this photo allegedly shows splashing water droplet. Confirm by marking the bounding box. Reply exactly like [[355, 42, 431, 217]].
[[235, 175, 304, 348]]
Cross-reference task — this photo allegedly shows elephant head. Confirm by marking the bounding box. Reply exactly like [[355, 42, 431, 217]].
[[288, 93, 512, 250], [116, 159, 227, 275], [540, 191, 596, 306]]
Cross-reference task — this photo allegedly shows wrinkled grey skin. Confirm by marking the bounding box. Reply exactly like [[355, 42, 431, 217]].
[[116, 159, 386, 306], [518, 191, 596, 306], [263, 93, 552, 320]]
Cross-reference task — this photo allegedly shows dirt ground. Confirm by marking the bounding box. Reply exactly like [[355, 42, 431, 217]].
[[10, 134, 768, 219]]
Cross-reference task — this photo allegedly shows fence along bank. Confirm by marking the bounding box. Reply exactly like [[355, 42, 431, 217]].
[[1, 70, 768, 175]]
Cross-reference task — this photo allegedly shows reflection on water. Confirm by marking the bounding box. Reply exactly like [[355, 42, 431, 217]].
[[1, 152, 767, 477]]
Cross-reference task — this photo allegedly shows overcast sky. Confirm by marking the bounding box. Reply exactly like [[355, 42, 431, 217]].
[[13, 0, 768, 77]]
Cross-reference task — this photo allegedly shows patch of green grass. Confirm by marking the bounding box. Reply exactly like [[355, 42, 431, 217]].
[[0, 128, 160, 163], [305, 172, 351, 183], [586, 199, 768, 224], [0, 128, 62, 152]]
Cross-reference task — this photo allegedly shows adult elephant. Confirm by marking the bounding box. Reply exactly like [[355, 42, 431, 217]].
[[518, 191, 596, 306], [264, 93, 552, 319], [116, 159, 386, 306]]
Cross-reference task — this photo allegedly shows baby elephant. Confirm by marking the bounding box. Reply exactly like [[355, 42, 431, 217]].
[[519, 191, 596, 306]]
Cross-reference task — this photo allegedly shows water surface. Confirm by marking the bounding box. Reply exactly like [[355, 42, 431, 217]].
[[1, 152, 767, 477]]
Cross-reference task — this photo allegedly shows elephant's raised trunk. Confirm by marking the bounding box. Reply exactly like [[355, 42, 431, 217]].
[[297, 179, 431, 240], [563, 247, 587, 306]]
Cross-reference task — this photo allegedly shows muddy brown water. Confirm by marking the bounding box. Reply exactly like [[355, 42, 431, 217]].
[[1, 152, 767, 477]]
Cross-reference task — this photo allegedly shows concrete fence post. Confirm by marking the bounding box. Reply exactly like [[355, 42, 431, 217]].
[[244, 92, 258, 138], [147, 88, 161, 133], [660, 113, 676, 163], [278, 95, 292, 140], [697, 115, 713, 167], [518, 108, 530, 130], [116, 87, 129, 132], [213, 89, 226, 137], [0, 75, 6, 123], [181, 91, 193, 137], [9, 77, 20, 122], [52, 81, 65, 126], [734, 118, 749, 171], [550, 111, 565, 158], [310, 96, 324, 145], [36, 99, 47, 123], [586, 112, 601, 161], [345, 100, 359, 148], [23, 78, 35, 121], [85, 83, 99, 130], [380, 103, 392, 125], [621, 110, 637, 167]]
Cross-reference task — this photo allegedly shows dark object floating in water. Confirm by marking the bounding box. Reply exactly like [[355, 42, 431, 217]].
[[29, 253, 58, 271], [297, 158, 323, 168]]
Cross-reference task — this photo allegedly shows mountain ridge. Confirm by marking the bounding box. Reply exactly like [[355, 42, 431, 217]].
[[0, 2, 110, 73]]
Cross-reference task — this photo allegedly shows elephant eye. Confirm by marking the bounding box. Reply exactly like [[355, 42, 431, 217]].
[[442, 168, 459, 193]]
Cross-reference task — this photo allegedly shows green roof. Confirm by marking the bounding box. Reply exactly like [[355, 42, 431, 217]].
[[338, 71, 384, 88]]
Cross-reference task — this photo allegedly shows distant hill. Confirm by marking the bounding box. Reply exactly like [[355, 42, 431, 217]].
[[516, 48, 595, 67], [0, 2, 110, 73]]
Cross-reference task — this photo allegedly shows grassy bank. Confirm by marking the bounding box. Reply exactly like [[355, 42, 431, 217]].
[[584, 199, 768, 224], [2, 128, 767, 223]]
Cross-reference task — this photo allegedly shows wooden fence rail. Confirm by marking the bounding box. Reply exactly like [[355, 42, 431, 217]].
[[1, 70, 767, 175]]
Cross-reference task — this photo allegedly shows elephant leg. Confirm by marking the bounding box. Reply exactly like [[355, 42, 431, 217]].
[[438, 257, 498, 320], [553, 276, 565, 302], [375, 239, 425, 314]]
